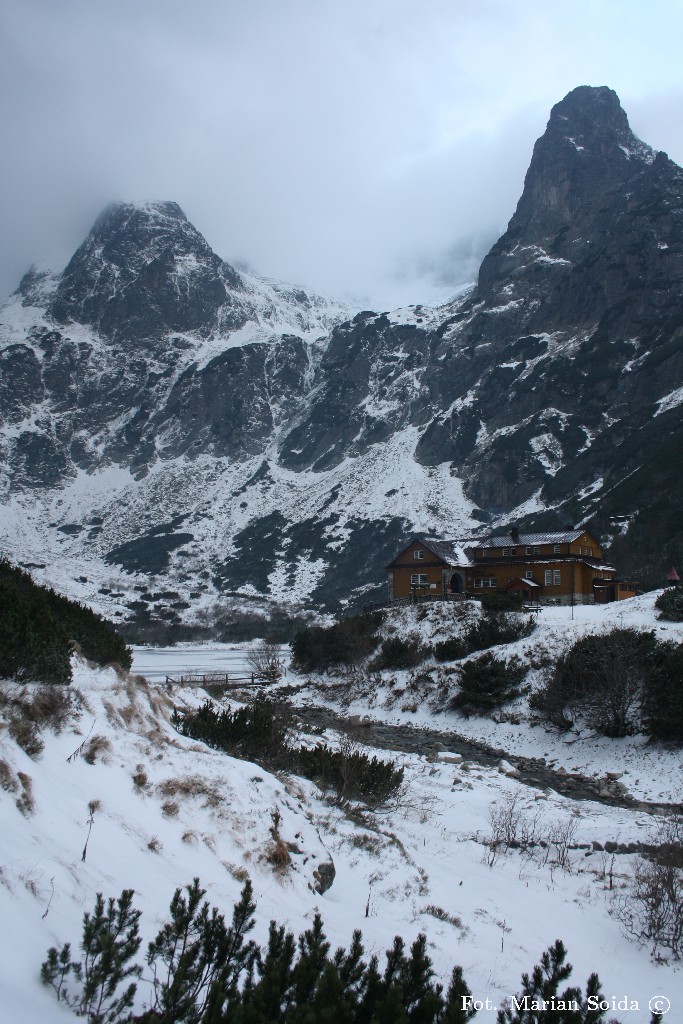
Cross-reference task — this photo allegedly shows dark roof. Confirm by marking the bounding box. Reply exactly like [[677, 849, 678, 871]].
[[479, 530, 591, 548], [422, 537, 477, 567], [388, 536, 476, 568]]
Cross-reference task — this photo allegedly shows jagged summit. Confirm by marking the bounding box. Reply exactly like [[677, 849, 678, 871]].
[[476, 85, 679, 316], [46, 199, 245, 343]]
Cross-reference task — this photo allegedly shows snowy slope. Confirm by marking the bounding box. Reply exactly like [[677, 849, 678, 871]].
[[2, 594, 683, 1021]]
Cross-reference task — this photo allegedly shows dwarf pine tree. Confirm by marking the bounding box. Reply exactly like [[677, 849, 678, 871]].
[[146, 877, 257, 1024], [41, 889, 142, 1024], [496, 939, 609, 1023]]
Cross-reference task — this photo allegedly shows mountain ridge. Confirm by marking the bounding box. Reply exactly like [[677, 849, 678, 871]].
[[1, 85, 682, 629]]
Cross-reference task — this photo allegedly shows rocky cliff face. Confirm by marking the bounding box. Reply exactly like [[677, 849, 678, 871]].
[[1, 87, 681, 629]]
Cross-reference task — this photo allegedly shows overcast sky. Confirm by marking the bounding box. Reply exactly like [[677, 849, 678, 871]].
[[2, 0, 683, 309]]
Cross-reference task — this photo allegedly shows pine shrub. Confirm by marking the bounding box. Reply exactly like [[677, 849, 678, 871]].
[[43, 886, 633, 1024], [497, 939, 611, 1023], [368, 636, 426, 671], [172, 698, 290, 766], [0, 559, 131, 685], [172, 700, 404, 807], [655, 586, 683, 622], [532, 626, 663, 741], [434, 612, 535, 663], [642, 641, 683, 742], [450, 654, 527, 716], [290, 612, 383, 673]]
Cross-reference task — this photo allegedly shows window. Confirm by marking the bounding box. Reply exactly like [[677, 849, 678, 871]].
[[544, 570, 552, 586], [553, 544, 561, 554], [474, 577, 497, 589], [525, 546, 532, 554], [410, 574, 428, 587], [525, 571, 533, 579], [413, 549, 424, 559], [502, 547, 517, 556], [534, 546, 541, 554], [553, 570, 561, 585], [589, 548, 593, 556]]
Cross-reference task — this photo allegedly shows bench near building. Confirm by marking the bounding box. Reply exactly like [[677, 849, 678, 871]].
[[387, 528, 640, 606]]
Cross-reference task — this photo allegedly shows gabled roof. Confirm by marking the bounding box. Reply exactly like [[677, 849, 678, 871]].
[[422, 537, 476, 567], [506, 576, 541, 588], [479, 529, 590, 548], [388, 536, 476, 568]]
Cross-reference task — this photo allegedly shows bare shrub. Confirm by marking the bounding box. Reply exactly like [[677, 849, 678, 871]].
[[161, 800, 179, 818], [485, 792, 540, 866], [613, 816, 683, 959], [0, 759, 18, 793], [246, 641, 283, 681], [546, 816, 579, 871], [485, 791, 521, 865], [181, 830, 198, 845], [16, 771, 35, 815], [81, 735, 112, 764], [147, 836, 162, 854]]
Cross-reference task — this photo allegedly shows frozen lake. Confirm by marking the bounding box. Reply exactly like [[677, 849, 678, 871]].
[[131, 643, 290, 682]]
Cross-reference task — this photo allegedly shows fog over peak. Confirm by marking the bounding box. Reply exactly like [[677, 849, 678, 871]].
[[2, 0, 683, 308]]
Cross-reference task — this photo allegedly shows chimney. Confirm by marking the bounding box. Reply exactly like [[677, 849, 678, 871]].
[[510, 526, 520, 544]]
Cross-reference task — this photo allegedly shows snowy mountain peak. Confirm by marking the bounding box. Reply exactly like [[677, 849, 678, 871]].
[[47, 200, 244, 343], [476, 85, 665, 300]]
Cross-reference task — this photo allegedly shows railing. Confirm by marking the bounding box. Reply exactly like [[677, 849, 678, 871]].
[[385, 592, 471, 607], [164, 670, 282, 690]]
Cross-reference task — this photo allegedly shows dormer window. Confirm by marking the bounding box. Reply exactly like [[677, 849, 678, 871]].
[[553, 544, 561, 553], [413, 549, 424, 560]]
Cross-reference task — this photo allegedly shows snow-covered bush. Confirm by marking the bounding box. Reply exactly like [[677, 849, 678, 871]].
[[655, 586, 683, 622], [450, 653, 527, 716]]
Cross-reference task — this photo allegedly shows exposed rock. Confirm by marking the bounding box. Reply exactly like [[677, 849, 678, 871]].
[[312, 859, 336, 895]]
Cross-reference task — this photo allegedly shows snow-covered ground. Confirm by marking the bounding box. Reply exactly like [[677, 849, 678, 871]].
[[2, 591, 683, 1021], [281, 593, 683, 805]]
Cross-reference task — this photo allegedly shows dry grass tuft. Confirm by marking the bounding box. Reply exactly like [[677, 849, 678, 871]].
[[82, 735, 112, 764], [132, 764, 149, 791], [0, 759, 18, 794], [223, 861, 250, 883], [182, 830, 198, 845], [147, 835, 162, 854], [422, 904, 465, 930], [16, 772, 35, 816], [8, 715, 44, 759], [158, 775, 222, 809], [162, 800, 179, 818], [263, 808, 292, 874]]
